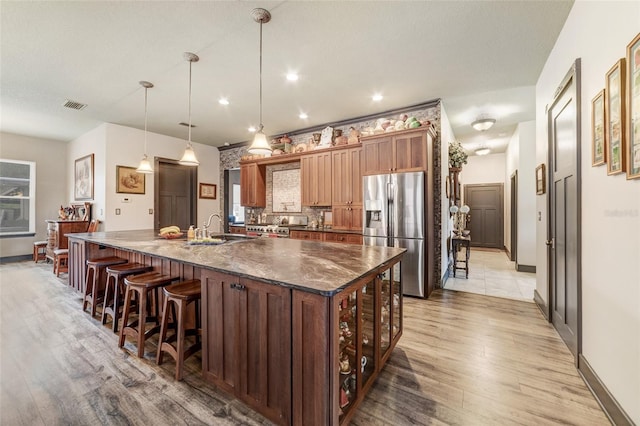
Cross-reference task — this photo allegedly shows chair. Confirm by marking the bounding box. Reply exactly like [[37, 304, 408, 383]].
[[82, 256, 127, 317], [119, 272, 179, 358], [33, 241, 47, 263], [87, 219, 100, 232], [101, 262, 154, 332], [156, 279, 202, 380], [51, 219, 99, 275]]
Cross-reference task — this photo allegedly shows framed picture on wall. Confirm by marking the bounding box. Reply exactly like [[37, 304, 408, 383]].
[[116, 165, 145, 194], [199, 183, 217, 199], [535, 163, 546, 195], [74, 154, 94, 200], [626, 32, 640, 179], [591, 89, 606, 166], [605, 58, 626, 175]]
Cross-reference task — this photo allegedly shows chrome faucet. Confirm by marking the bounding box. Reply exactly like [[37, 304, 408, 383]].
[[203, 212, 222, 237]]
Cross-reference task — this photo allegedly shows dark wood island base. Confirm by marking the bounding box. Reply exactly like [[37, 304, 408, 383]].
[[68, 231, 404, 425]]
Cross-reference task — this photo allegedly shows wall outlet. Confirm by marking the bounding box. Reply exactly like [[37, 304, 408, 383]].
[[122, 197, 131, 203], [115, 208, 121, 215], [148, 209, 153, 215]]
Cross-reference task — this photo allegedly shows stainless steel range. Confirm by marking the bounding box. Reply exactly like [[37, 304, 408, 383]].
[[245, 224, 290, 238]]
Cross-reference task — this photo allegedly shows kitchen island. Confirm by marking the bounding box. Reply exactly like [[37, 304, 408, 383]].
[[67, 230, 405, 426]]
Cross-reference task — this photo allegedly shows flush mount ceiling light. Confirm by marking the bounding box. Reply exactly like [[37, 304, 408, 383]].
[[178, 52, 200, 166], [475, 147, 491, 156], [247, 8, 273, 156], [136, 81, 154, 174], [471, 117, 496, 132]]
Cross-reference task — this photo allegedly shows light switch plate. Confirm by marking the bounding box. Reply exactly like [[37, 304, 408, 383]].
[[148, 209, 153, 215], [115, 208, 121, 215]]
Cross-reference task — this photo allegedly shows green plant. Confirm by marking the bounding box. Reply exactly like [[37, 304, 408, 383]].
[[448, 141, 468, 168]]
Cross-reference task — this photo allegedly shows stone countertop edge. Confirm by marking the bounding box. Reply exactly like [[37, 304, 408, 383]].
[[68, 230, 405, 297]]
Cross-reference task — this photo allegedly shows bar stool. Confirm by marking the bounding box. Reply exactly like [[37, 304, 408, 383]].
[[33, 241, 47, 263], [119, 272, 179, 358], [156, 279, 202, 380], [101, 263, 154, 333], [53, 249, 69, 277], [82, 256, 127, 317]]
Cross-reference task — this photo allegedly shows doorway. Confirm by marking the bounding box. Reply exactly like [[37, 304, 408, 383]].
[[464, 184, 504, 249], [510, 171, 518, 262], [547, 59, 581, 363], [154, 158, 197, 230]]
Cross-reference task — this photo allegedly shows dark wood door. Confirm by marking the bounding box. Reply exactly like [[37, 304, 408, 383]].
[[464, 184, 503, 249], [548, 60, 581, 362], [155, 159, 196, 230], [510, 171, 518, 261]]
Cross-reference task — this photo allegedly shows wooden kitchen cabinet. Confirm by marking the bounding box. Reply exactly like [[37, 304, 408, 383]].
[[323, 232, 363, 245], [289, 230, 322, 241], [201, 269, 291, 424], [331, 205, 362, 232], [240, 163, 266, 207], [361, 128, 427, 175], [332, 147, 362, 205], [301, 151, 332, 206]]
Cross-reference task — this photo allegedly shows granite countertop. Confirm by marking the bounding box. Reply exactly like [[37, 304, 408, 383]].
[[69, 230, 404, 296]]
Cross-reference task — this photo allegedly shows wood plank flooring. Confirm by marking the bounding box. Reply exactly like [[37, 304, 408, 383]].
[[0, 261, 610, 425]]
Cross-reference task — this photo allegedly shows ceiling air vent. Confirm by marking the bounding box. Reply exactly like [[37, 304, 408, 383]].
[[62, 99, 87, 110], [179, 122, 196, 128]]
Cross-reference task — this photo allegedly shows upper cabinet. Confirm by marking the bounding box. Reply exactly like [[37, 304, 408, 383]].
[[332, 146, 362, 205], [301, 151, 332, 206], [240, 163, 266, 207], [361, 128, 428, 175]]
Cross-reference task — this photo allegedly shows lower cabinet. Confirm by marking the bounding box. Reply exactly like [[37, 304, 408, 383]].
[[289, 230, 322, 241], [201, 269, 291, 425], [289, 230, 363, 245]]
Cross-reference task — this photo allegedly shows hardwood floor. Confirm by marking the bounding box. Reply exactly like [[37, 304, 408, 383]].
[[0, 261, 610, 425]]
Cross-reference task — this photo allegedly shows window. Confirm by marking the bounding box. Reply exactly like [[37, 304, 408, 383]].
[[0, 159, 36, 236], [232, 184, 245, 223]]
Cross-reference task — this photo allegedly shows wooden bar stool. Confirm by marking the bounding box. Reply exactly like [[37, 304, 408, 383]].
[[156, 279, 202, 380], [119, 272, 179, 358], [33, 241, 47, 263], [53, 249, 68, 277], [101, 263, 154, 333], [82, 256, 127, 317]]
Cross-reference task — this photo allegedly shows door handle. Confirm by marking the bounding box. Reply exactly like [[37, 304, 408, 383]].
[[546, 238, 555, 248]]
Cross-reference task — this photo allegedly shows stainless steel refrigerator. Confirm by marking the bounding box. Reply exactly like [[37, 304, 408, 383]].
[[363, 171, 425, 297]]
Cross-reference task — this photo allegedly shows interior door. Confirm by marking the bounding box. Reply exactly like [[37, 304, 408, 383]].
[[464, 184, 503, 249], [155, 158, 197, 230], [547, 59, 581, 363]]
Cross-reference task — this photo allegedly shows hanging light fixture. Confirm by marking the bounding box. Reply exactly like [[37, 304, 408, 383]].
[[136, 81, 155, 174], [247, 8, 272, 156], [178, 52, 200, 166], [471, 116, 496, 132]]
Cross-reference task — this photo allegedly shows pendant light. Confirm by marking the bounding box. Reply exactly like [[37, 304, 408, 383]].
[[136, 81, 154, 174], [178, 52, 200, 166], [247, 8, 272, 156]]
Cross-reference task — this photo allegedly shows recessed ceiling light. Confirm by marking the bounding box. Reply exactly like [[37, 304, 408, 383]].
[[219, 98, 230, 106], [299, 112, 308, 119], [286, 73, 299, 81], [372, 94, 383, 101], [248, 126, 256, 133]]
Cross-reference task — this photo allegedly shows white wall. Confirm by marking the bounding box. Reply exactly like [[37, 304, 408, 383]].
[[536, 2, 639, 422], [516, 121, 536, 266], [440, 104, 455, 282], [460, 153, 506, 187], [102, 123, 221, 232], [0, 132, 67, 257]]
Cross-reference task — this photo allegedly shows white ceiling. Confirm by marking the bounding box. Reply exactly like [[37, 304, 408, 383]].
[[0, 1, 573, 156]]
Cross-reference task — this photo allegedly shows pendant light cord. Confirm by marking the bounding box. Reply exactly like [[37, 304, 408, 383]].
[[188, 59, 193, 145], [259, 19, 263, 131], [143, 86, 148, 155]]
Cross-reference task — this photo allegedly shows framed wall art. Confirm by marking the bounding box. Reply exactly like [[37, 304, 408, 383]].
[[116, 165, 145, 194], [605, 58, 626, 175], [626, 32, 640, 179], [199, 183, 217, 199], [74, 154, 94, 200], [535, 163, 546, 195], [591, 89, 606, 166]]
